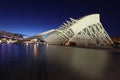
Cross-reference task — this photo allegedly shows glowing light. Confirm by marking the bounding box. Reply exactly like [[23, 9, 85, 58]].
[[7, 41, 10, 44], [26, 43, 28, 45], [33, 39, 37, 41], [46, 44, 48, 47]]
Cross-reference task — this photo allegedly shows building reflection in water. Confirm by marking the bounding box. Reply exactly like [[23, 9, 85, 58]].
[[47, 45, 109, 80], [0, 44, 19, 66], [25, 43, 38, 58], [33, 44, 38, 58], [25, 43, 29, 54], [1, 44, 6, 61]]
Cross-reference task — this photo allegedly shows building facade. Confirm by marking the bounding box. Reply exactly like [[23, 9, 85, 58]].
[[44, 14, 114, 47]]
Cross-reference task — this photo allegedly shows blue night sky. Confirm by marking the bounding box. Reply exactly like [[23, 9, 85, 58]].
[[0, 0, 120, 37]]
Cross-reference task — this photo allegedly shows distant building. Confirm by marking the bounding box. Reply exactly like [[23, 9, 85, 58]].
[[111, 36, 120, 47], [0, 30, 23, 43], [111, 36, 120, 42]]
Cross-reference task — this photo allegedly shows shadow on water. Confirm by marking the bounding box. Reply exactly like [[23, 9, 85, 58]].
[[0, 44, 120, 80]]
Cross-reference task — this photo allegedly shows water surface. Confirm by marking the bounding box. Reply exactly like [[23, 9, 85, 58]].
[[0, 44, 120, 80]]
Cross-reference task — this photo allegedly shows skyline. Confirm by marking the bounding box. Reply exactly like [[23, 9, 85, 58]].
[[0, 0, 120, 37]]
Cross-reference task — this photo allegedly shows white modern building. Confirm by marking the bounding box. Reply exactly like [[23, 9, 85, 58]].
[[43, 14, 113, 47], [27, 14, 114, 47]]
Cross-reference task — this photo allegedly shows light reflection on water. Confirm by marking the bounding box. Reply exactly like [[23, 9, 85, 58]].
[[0, 44, 19, 62], [33, 44, 38, 58], [0, 44, 120, 80], [24, 43, 38, 58]]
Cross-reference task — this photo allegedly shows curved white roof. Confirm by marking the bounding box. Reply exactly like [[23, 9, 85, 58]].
[[70, 14, 100, 35]]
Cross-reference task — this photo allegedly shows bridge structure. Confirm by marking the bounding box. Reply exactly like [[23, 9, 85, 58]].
[[24, 14, 114, 48], [22, 29, 55, 43]]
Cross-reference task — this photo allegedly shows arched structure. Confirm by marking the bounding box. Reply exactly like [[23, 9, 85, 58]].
[[44, 14, 114, 47]]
